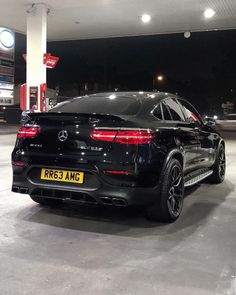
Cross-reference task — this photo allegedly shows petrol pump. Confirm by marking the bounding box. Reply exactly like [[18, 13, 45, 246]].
[[20, 53, 59, 112]]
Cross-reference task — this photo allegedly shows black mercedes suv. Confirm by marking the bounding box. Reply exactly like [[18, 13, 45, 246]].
[[12, 92, 226, 222]]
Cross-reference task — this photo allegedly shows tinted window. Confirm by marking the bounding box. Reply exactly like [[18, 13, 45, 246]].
[[153, 104, 163, 120], [51, 95, 141, 116], [162, 103, 172, 120], [179, 99, 202, 125], [165, 98, 185, 121]]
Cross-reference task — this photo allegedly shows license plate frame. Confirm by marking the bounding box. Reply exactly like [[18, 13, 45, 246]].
[[40, 168, 84, 184]]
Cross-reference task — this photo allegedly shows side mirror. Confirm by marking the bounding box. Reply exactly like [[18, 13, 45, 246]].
[[204, 117, 216, 127]]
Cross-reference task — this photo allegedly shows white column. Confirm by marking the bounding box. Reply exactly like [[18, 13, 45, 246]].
[[26, 3, 47, 111]]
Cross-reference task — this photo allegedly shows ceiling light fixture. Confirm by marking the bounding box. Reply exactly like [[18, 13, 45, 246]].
[[184, 31, 191, 39], [204, 8, 216, 19], [141, 14, 151, 23], [0, 29, 15, 49]]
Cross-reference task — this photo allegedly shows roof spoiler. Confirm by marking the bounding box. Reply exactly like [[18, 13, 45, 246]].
[[21, 111, 124, 123]]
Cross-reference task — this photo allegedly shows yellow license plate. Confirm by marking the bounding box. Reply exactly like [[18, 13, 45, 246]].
[[40, 168, 84, 184]]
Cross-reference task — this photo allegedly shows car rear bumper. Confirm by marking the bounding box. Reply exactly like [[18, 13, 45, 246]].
[[12, 165, 159, 206]]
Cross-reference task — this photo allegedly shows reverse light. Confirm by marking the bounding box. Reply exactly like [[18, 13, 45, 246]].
[[17, 126, 40, 139], [90, 129, 155, 145]]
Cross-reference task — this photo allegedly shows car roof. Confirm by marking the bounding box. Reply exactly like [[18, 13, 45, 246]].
[[85, 91, 175, 102]]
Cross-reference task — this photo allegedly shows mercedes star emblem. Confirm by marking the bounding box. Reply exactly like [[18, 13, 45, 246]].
[[58, 130, 68, 142]]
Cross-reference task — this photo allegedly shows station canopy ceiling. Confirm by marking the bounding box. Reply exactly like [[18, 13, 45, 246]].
[[1, 0, 236, 41]]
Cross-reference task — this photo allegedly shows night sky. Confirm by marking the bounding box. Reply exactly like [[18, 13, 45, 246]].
[[15, 29, 236, 115]]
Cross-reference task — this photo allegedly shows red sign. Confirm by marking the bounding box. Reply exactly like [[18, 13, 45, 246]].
[[22, 53, 59, 69], [44, 53, 59, 69]]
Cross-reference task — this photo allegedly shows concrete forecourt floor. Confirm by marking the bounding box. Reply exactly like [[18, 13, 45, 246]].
[[0, 127, 236, 295]]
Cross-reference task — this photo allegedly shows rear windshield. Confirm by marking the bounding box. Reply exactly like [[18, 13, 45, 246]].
[[51, 95, 141, 116]]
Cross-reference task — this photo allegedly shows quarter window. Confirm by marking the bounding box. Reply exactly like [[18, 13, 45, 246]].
[[165, 98, 185, 121], [153, 104, 163, 120], [162, 103, 172, 120], [179, 99, 202, 125]]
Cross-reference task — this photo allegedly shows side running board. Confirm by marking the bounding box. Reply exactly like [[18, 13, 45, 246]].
[[184, 169, 213, 188]]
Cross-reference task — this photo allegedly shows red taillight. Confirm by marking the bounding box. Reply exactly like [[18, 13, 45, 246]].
[[12, 161, 26, 167], [90, 130, 117, 142], [17, 126, 40, 139], [115, 130, 155, 144], [104, 170, 131, 175], [90, 129, 155, 145]]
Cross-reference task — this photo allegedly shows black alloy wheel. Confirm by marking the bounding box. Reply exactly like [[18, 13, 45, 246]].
[[207, 144, 226, 184], [218, 147, 226, 179], [146, 158, 184, 222], [167, 164, 184, 218]]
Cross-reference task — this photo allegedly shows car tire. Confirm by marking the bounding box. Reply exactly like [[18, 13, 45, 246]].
[[30, 195, 62, 207], [145, 158, 184, 223], [207, 144, 226, 184]]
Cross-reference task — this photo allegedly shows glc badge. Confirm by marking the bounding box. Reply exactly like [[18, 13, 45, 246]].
[[58, 130, 68, 142]]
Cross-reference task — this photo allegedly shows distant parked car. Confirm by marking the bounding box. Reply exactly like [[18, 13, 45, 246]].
[[216, 114, 236, 131]]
